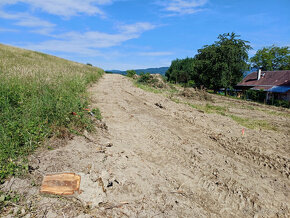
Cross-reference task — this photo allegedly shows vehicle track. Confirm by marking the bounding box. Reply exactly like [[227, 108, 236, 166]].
[[3, 74, 288, 217], [87, 74, 289, 217]]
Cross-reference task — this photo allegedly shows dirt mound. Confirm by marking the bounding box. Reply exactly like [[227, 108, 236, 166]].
[[132, 74, 139, 79], [181, 88, 213, 101]]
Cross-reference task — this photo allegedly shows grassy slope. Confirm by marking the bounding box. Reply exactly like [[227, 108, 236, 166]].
[[0, 44, 104, 181]]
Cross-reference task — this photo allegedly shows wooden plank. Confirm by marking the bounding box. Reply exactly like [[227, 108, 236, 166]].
[[40, 173, 81, 195]]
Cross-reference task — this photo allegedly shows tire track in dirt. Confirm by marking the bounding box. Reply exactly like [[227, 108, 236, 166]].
[[87, 74, 289, 217], [5, 74, 288, 217]]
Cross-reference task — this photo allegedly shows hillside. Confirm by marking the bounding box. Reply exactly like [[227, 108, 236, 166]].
[[108, 66, 169, 75], [0, 44, 103, 181]]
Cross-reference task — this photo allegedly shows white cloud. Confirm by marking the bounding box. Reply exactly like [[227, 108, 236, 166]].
[[118, 22, 156, 34], [159, 0, 208, 16], [0, 28, 19, 32], [23, 22, 156, 55], [0, 10, 55, 34], [0, 0, 113, 17], [138, 51, 173, 56]]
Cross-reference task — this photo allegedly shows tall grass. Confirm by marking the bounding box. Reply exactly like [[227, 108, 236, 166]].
[[0, 44, 103, 181]]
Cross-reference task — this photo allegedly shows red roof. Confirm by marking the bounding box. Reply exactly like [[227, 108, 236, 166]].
[[237, 70, 290, 88]]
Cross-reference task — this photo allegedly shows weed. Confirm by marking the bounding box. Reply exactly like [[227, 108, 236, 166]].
[[0, 191, 21, 212], [0, 44, 103, 181], [229, 115, 276, 130], [134, 82, 163, 94], [173, 98, 277, 131], [92, 108, 102, 120]]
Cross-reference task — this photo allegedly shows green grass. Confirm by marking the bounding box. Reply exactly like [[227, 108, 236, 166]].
[[134, 82, 163, 94], [238, 104, 290, 118], [171, 98, 276, 131], [185, 102, 227, 115], [0, 191, 21, 212], [229, 115, 276, 130], [0, 44, 104, 182], [259, 109, 290, 118]]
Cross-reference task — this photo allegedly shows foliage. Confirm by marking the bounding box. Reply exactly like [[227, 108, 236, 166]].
[[137, 72, 153, 83], [270, 99, 290, 108], [86, 63, 93, 66], [92, 108, 102, 120], [166, 57, 197, 84], [195, 32, 251, 92], [126, 70, 136, 78], [134, 82, 163, 94], [251, 45, 290, 71], [229, 115, 276, 130], [0, 44, 104, 182], [166, 33, 251, 93], [246, 89, 266, 102], [0, 191, 21, 212]]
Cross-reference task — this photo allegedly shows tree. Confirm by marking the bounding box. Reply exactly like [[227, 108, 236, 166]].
[[251, 45, 290, 71], [195, 32, 251, 93], [166, 58, 197, 84]]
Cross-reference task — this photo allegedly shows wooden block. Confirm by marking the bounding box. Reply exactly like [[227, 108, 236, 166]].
[[40, 173, 81, 195]]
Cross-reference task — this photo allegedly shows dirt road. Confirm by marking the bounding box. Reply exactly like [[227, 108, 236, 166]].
[[2, 74, 289, 217]]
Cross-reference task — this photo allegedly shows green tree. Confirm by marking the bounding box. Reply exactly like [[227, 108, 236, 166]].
[[250, 45, 290, 71], [166, 58, 197, 84], [126, 70, 136, 77], [195, 32, 251, 93]]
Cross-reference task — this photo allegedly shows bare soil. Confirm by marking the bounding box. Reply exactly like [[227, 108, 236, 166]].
[[1, 74, 289, 217]]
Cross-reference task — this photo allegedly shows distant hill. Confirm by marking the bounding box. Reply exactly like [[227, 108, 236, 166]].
[[107, 67, 169, 75]]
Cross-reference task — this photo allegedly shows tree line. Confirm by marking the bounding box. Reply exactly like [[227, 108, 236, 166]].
[[166, 32, 290, 92]]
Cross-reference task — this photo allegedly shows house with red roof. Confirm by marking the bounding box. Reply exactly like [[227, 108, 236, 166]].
[[235, 70, 290, 101]]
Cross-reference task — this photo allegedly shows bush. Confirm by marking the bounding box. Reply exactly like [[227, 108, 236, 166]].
[[246, 89, 266, 102], [137, 72, 151, 83], [126, 70, 136, 78], [271, 99, 290, 108], [187, 80, 196, 88]]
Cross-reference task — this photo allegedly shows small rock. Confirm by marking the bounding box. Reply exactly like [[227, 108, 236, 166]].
[[106, 142, 113, 147], [107, 182, 113, 188], [13, 207, 19, 215], [155, 103, 165, 109]]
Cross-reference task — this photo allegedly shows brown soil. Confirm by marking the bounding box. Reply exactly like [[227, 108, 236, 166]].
[[1, 74, 289, 217]]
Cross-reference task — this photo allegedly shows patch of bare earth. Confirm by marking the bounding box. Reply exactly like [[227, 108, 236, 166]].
[[1, 74, 289, 217]]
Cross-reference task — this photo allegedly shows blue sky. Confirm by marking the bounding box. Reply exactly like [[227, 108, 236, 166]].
[[0, 0, 289, 70]]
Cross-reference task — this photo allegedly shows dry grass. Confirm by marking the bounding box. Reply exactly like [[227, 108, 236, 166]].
[[0, 44, 104, 181]]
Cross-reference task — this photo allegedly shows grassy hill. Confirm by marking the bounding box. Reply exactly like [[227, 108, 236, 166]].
[[0, 44, 104, 181]]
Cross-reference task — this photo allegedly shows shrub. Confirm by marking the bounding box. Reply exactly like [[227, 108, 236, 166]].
[[246, 89, 266, 102], [126, 70, 136, 78], [138, 72, 152, 83], [271, 99, 290, 108], [187, 80, 196, 88]]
